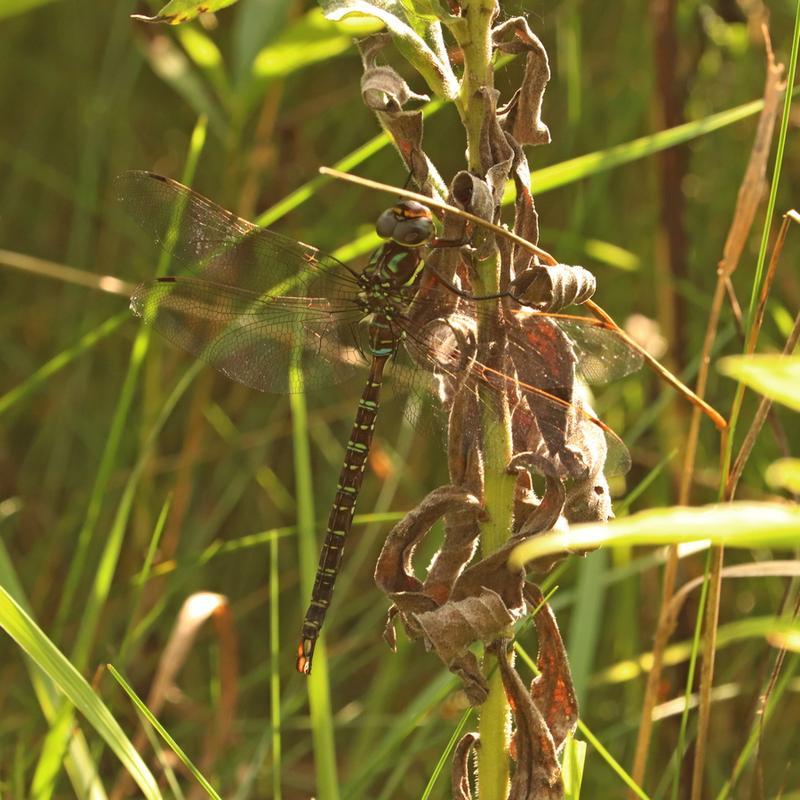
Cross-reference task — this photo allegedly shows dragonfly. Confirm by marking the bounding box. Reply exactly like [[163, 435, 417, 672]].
[[119, 170, 642, 674]]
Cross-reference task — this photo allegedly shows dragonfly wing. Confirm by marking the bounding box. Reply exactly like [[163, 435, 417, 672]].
[[398, 313, 631, 476], [117, 171, 358, 300], [132, 277, 364, 393], [507, 311, 643, 385]]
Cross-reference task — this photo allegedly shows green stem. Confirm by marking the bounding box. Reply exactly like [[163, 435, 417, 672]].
[[454, 0, 495, 170], [474, 257, 516, 800], [453, 1, 516, 795]]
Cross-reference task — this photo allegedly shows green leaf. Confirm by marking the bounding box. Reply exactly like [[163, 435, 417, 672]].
[[766, 458, 800, 494], [509, 502, 800, 569], [231, 0, 292, 85], [397, 0, 452, 22], [252, 8, 380, 80], [320, 0, 459, 98], [139, 34, 228, 136], [718, 355, 800, 412], [0, 587, 162, 799], [562, 734, 587, 799], [131, 0, 238, 24]]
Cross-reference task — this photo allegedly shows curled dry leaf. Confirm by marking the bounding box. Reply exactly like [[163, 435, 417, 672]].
[[452, 731, 480, 800], [357, 34, 439, 195], [478, 88, 516, 206], [449, 170, 498, 262], [492, 17, 551, 147], [525, 585, 579, 751], [509, 263, 597, 313], [415, 588, 518, 664], [511, 472, 567, 539], [375, 485, 484, 642], [493, 640, 563, 800]]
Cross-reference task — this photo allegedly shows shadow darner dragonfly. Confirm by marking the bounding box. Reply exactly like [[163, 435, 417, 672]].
[[119, 171, 642, 674]]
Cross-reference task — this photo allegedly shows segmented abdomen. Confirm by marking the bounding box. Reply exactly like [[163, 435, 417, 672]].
[[296, 354, 388, 674]]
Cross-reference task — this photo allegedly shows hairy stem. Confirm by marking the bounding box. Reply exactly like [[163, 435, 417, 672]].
[[455, 0, 495, 170]]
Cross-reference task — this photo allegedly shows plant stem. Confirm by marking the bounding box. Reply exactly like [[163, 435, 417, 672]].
[[455, 0, 495, 170], [475, 259, 516, 800], [455, 1, 517, 795]]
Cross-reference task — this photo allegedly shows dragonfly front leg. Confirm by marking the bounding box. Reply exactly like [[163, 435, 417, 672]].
[[296, 354, 389, 674]]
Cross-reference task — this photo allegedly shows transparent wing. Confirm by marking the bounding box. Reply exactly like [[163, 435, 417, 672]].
[[119, 170, 370, 392], [509, 310, 643, 385], [396, 312, 632, 476], [131, 277, 366, 393], [117, 170, 360, 300]]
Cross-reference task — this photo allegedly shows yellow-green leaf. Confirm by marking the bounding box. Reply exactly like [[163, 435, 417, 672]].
[[718, 354, 800, 412], [509, 502, 800, 570], [766, 458, 800, 494], [252, 7, 380, 79], [131, 0, 237, 25]]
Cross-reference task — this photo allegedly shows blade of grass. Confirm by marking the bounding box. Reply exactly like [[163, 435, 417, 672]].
[[289, 362, 339, 800], [566, 549, 607, 705], [0, 588, 161, 800], [672, 548, 710, 800], [107, 665, 221, 800], [35, 115, 208, 793], [117, 495, 173, 667], [419, 708, 474, 800], [714, 653, 799, 800], [509, 502, 800, 568], [0, 535, 109, 799], [562, 732, 587, 800], [55, 114, 207, 637], [269, 489, 282, 800], [0, 312, 128, 417], [692, 16, 800, 797]]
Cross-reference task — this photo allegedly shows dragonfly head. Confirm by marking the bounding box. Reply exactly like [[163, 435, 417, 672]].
[[375, 201, 434, 247]]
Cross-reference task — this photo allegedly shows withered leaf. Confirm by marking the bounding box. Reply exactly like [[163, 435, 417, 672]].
[[452, 732, 480, 800], [492, 17, 551, 147], [525, 585, 579, 751], [494, 641, 563, 800]]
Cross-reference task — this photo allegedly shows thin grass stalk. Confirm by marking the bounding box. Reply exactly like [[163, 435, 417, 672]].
[[33, 117, 207, 798], [691, 19, 799, 793], [728, 308, 800, 497], [670, 548, 712, 800], [289, 365, 339, 800], [630, 37, 785, 793], [714, 653, 800, 800], [722, 6, 800, 469], [269, 508, 283, 800], [117, 496, 173, 668], [53, 116, 207, 640]]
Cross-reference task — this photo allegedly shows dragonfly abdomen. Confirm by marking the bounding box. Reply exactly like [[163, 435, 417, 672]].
[[296, 353, 389, 674]]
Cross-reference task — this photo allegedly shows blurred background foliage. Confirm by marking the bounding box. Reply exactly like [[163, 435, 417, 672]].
[[0, 0, 798, 797]]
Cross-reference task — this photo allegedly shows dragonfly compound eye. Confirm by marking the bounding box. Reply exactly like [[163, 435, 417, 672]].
[[376, 207, 400, 239], [392, 217, 434, 246], [375, 201, 434, 246]]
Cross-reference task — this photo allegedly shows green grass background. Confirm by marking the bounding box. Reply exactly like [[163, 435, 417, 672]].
[[1, 0, 798, 797]]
